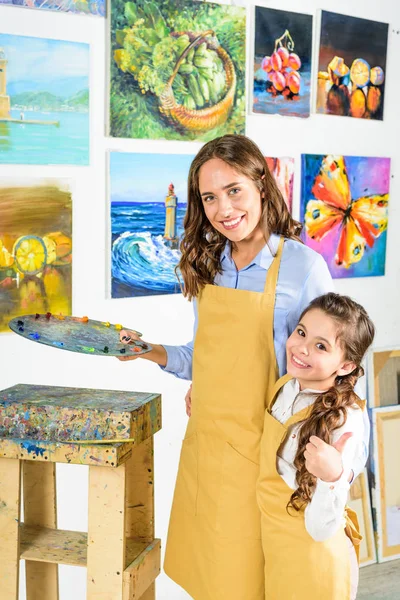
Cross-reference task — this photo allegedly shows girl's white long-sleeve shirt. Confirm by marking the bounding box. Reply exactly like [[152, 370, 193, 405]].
[[271, 378, 365, 542]]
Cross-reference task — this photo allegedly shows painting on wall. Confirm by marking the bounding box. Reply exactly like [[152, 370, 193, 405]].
[[300, 154, 390, 278], [266, 157, 294, 212], [317, 11, 388, 120], [110, 0, 246, 141], [253, 7, 313, 118], [110, 152, 194, 298], [0, 179, 72, 333], [0, 34, 89, 165], [0, 0, 105, 16]]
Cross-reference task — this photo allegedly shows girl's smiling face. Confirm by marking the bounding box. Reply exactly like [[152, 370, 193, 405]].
[[286, 308, 356, 391], [198, 158, 263, 243]]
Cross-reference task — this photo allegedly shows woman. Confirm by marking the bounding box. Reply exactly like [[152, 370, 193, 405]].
[[119, 135, 368, 599]]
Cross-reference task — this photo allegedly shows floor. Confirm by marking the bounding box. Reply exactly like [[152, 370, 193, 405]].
[[358, 559, 400, 599]]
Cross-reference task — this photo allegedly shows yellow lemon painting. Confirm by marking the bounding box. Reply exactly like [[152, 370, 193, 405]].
[[316, 11, 388, 120], [0, 179, 72, 332]]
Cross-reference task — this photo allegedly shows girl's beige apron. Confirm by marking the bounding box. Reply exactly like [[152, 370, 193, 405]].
[[164, 237, 285, 599], [257, 374, 362, 600]]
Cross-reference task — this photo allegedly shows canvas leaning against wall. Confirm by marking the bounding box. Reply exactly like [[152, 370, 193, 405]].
[[300, 154, 390, 279], [0, 179, 72, 333], [110, 0, 246, 141], [316, 11, 388, 120], [253, 6, 313, 118], [0, 34, 89, 165], [110, 152, 194, 298], [0, 0, 105, 16]]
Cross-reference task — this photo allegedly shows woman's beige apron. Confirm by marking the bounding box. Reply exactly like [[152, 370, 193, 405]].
[[257, 374, 362, 599], [164, 237, 285, 599]]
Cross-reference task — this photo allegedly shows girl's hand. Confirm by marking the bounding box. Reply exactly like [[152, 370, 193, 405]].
[[185, 384, 192, 417], [304, 432, 353, 483]]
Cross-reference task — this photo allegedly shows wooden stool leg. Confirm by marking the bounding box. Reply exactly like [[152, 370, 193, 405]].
[[23, 461, 59, 600], [87, 463, 126, 599], [0, 457, 21, 600], [125, 437, 158, 600], [125, 437, 154, 542], [139, 582, 155, 600]]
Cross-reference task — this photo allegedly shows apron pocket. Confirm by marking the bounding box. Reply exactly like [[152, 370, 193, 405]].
[[173, 432, 198, 517], [217, 442, 261, 541]]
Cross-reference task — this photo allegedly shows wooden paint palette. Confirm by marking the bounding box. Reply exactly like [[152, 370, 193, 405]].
[[8, 313, 151, 357]]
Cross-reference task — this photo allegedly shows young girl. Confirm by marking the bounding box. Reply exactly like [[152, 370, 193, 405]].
[[258, 292, 375, 600], [119, 135, 370, 600]]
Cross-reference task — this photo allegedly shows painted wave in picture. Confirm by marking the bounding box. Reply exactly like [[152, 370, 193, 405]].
[[111, 206, 187, 296], [0, 0, 105, 16], [110, 152, 193, 298]]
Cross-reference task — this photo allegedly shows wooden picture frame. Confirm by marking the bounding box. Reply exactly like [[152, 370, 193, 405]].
[[372, 406, 400, 562], [367, 346, 400, 408], [348, 468, 376, 567]]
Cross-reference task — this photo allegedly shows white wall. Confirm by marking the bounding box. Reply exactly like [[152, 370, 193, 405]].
[[0, 1, 398, 598]]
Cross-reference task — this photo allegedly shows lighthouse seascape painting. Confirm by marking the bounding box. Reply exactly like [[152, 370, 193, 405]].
[[110, 152, 193, 298]]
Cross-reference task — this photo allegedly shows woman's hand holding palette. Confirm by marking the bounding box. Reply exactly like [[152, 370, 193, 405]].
[[9, 313, 151, 357]]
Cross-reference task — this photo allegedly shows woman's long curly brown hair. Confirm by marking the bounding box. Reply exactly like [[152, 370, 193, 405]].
[[177, 134, 302, 299], [288, 293, 375, 512]]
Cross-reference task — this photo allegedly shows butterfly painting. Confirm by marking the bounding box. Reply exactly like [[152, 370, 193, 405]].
[[301, 154, 390, 278]]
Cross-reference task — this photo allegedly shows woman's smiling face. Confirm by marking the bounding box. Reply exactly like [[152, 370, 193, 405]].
[[198, 158, 263, 243]]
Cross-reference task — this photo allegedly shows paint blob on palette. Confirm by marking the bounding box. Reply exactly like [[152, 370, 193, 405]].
[[9, 314, 150, 357]]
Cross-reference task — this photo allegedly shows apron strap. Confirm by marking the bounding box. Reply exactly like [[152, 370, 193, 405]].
[[344, 506, 362, 563], [267, 373, 293, 411], [264, 235, 285, 296], [354, 397, 366, 411]]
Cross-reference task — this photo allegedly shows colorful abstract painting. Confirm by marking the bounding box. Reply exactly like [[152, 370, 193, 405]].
[[110, 0, 246, 141], [301, 154, 390, 279], [317, 11, 388, 120], [110, 152, 194, 298], [0, 0, 105, 16], [266, 157, 294, 213], [253, 7, 312, 118], [0, 178, 72, 333], [0, 34, 89, 165]]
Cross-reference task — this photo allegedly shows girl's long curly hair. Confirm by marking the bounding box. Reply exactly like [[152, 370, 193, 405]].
[[177, 134, 302, 300], [288, 293, 375, 512]]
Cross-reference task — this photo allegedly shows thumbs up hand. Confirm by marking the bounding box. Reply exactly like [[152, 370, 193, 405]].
[[304, 432, 353, 483]]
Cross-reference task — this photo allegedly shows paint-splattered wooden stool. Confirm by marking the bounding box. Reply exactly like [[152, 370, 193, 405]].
[[0, 384, 162, 600]]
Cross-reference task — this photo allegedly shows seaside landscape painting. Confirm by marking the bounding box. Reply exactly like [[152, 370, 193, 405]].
[[0, 34, 89, 165], [110, 152, 193, 298]]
